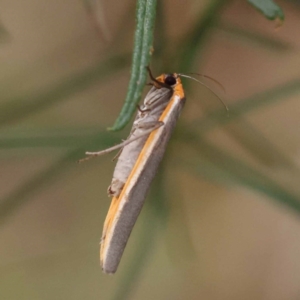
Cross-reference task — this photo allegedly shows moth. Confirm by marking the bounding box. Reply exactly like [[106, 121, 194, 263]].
[[80, 69, 186, 273]]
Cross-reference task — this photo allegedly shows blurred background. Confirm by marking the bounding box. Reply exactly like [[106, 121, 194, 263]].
[[1, 0, 300, 299]]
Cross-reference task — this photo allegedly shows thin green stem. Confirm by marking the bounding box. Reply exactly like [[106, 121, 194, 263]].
[[110, 0, 158, 131]]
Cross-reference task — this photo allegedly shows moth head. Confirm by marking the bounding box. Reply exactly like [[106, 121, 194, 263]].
[[154, 73, 181, 89]]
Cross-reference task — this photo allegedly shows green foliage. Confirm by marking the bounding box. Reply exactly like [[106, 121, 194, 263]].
[[110, 0, 158, 131], [248, 0, 284, 20], [2, 0, 299, 299]]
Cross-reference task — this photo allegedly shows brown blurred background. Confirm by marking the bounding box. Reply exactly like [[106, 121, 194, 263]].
[[1, 0, 300, 299]]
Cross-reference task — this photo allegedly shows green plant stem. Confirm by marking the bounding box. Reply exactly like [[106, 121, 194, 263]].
[[110, 0, 158, 131]]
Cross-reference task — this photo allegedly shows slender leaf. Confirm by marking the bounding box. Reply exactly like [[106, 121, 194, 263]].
[[178, 0, 228, 73], [0, 21, 10, 43], [223, 119, 295, 168], [179, 131, 300, 213], [247, 0, 284, 20], [0, 54, 130, 128], [110, 0, 158, 131], [218, 21, 291, 52], [189, 79, 300, 132], [0, 130, 121, 223], [0, 128, 119, 150], [0, 150, 81, 224]]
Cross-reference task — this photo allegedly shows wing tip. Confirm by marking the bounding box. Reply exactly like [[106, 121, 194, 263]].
[[101, 260, 117, 274]]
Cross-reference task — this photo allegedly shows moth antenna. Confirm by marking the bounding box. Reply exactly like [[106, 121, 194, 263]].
[[187, 73, 226, 93], [178, 73, 229, 112]]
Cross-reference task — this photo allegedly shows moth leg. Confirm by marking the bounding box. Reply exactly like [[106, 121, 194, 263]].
[[111, 120, 162, 161], [134, 120, 164, 129], [107, 179, 124, 197], [111, 119, 161, 162], [136, 104, 150, 113], [78, 121, 164, 163], [112, 148, 123, 161], [146, 66, 172, 90]]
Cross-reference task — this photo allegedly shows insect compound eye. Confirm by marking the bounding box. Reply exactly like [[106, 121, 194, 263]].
[[164, 74, 176, 86]]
